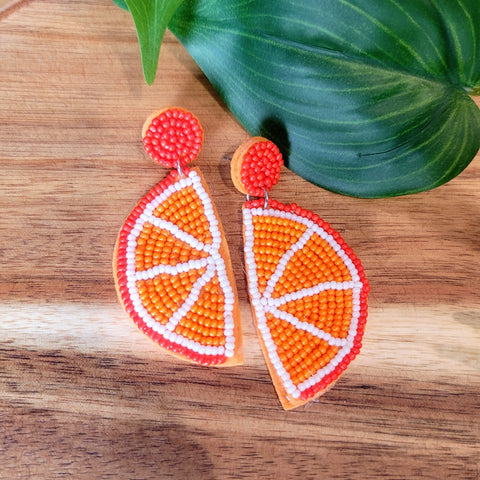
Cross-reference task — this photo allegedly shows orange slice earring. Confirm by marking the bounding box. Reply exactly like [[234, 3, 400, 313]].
[[231, 137, 369, 409], [113, 107, 242, 366]]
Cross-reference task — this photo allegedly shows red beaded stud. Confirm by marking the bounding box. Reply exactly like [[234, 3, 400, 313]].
[[231, 136, 283, 197], [142, 107, 203, 169]]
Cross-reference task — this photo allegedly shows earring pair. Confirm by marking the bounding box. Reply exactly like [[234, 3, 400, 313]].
[[113, 107, 369, 410]]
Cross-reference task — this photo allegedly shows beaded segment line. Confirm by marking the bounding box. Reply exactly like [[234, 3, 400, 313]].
[[243, 203, 368, 401], [116, 169, 236, 364]]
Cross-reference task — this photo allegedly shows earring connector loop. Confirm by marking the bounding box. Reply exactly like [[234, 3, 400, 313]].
[[246, 188, 269, 209]]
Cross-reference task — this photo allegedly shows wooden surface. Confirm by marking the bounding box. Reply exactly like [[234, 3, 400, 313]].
[[1, 1, 479, 478]]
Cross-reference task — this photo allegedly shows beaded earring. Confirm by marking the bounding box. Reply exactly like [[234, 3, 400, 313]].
[[231, 137, 369, 409], [113, 107, 242, 366]]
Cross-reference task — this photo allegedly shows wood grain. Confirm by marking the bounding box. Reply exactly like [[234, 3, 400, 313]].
[[0, 1, 479, 478]]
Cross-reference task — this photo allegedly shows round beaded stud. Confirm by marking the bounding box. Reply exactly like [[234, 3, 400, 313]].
[[113, 107, 243, 367], [142, 107, 203, 174], [232, 137, 369, 409], [231, 136, 283, 198]]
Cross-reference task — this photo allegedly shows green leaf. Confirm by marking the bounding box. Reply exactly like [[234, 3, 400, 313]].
[[122, 0, 184, 84], [112, 0, 129, 11], [166, 0, 480, 197], [114, 0, 480, 196]]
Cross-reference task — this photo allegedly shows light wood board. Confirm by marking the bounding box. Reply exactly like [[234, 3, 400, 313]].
[[1, 1, 479, 478]]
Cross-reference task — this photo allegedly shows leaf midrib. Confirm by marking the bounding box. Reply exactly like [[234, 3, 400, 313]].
[[170, 19, 468, 94]]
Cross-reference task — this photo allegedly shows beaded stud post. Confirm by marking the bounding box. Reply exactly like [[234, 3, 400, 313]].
[[231, 137, 369, 409], [113, 107, 243, 366]]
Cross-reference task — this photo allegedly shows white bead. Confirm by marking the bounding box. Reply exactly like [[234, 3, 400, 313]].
[[284, 382, 296, 394], [246, 260, 256, 271], [330, 356, 340, 367], [265, 339, 276, 351], [205, 346, 214, 355], [251, 299, 262, 311], [271, 356, 282, 369], [303, 378, 313, 389], [258, 323, 268, 334]]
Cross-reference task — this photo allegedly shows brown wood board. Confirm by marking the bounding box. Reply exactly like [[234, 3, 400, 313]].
[[0, 1, 479, 478]]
